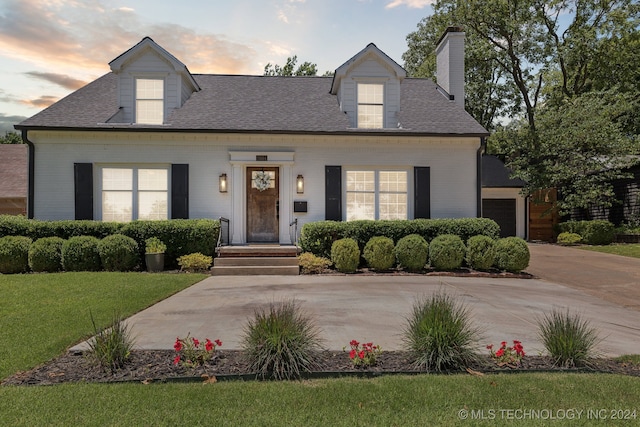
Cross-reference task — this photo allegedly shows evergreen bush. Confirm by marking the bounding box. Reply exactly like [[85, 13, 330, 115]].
[[465, 235, 496, 271], [394, 234, 428, 272], [494, 237, 530, 273], [62, 236, 102, 271], [556, 220, 614, 245], [298, 252, 332, 274], [0, 235, 32, 274], [28, 237, 65, 273], [330, 238, 360, 273], [98, 234, 140, 272], [177, 252, 212, 272], [557, 232, 582, 246], [429, 234, 466, 270], [363, 236, 396, 271]]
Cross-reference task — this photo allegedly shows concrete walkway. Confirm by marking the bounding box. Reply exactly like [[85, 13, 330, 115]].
[[106, 272, 640, 357]]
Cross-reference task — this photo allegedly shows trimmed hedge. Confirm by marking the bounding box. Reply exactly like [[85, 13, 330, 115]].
[[394, 234, 428, 272], [299, 219, 500, 259], [28, 237, 65, 272], [0, 216, 219, 270], [62, 236, 102, 272], [556, 220, 615, 245], [331, 238, 360, 273], [465, 235, 496, 271], [494, 237, 530, 273], [429, 234, 466, 271], [363, 236, 396, 271], [119, 219, 219, 269], [98, 234, 140, 271], [0, 235, 32, 274]]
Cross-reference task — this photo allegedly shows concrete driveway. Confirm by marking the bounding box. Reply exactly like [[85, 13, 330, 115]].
[[109, 264, 640, 357]]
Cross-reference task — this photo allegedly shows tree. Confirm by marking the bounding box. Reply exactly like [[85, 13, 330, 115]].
[[0, 131, 22, 144], [493, 90, 639, 215], [404, 0, 640, 213], [263, 55, 318, 76]]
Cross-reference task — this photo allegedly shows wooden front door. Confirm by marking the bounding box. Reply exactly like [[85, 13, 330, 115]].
[[247, 167, 279, 243]]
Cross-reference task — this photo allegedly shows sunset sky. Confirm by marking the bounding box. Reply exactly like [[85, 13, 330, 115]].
[[0, 0, 435, 132]]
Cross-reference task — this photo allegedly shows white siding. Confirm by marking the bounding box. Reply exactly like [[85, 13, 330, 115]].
[[32, 131, 480, 242], [338, 56, 402, 129]]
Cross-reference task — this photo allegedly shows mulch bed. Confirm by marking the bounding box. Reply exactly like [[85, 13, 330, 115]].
[[3, 350, 639, 386]]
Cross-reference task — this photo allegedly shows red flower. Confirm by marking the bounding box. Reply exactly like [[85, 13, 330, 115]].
[[500, 341, 507, 347], [173, 339, 183, 352], [495, 348, 505, 358], [192, 338, 200, 348], [173, 355, 180, 365], [486, 344, 493, 350], [205, 339, 214, 352], [358, 351, 365, 359], [350, 340, 359, 347], [215, 339, 223, 347], [349, 349, 356, 359]]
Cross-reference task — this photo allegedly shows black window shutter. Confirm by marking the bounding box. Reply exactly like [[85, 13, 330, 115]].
[[171, 164, 189, 219], [325, 166, 342, 221], [74, 163, 93, 220], [414, 167, 431, 219]]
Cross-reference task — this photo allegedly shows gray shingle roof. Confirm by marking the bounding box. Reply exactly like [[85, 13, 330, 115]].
[[16, 72, 488, 136], [482, 154, 526, 188]]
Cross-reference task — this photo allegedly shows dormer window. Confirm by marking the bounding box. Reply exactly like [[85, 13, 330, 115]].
[[136, 78, 164, 124], [357, 83, 384, 128]]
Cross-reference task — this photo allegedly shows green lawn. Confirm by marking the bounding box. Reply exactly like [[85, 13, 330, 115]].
[[0, 272, 206, 379], [1, 272, 639, 426], [578, 243, 640, 259], [1, 374, 639, 426]]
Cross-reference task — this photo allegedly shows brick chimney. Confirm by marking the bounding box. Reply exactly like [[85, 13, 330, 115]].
[[436, 26, 465, 108]]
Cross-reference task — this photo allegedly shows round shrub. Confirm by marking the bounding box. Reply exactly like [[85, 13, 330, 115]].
[[28, 237, 65, 272], [429, 234, 466, 271], [98, 234, 140, 271], [394, 234, 428, 272], [62, 236, 101, 272], [331, 238, 360, 273], [363, 236, 396, 271], [494, 237, 530, 273], [465, 235, 496, 271], [0, 236, 32, 274], [557, 232, 582, 246]]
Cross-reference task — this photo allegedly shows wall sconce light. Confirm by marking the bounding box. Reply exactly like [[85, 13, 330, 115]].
[[296, 174, 304, 194], [219, 173, 227, 193]]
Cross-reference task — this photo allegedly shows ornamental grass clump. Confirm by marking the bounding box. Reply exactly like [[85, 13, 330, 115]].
[[242, 299, 324, 380], [87, 311, 135, 373], [403, 291, 481, 372], [537, 308, 601, 368]]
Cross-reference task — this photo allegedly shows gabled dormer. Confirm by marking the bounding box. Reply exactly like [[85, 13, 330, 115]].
[[108, 37, 200, 125], [330, 43, 406, 129]]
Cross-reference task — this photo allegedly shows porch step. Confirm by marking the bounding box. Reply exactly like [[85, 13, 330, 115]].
[[211, 245, 300, 275]]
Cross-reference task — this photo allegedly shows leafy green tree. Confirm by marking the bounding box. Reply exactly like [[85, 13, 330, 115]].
[[263, 55, 318, 76], [0, 131, 22, 144]]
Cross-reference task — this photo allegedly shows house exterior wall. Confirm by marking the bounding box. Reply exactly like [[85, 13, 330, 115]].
[[116, 50, 180, 123], [482, 187, 526, 238], [30, 131, 480, 243], [337, 57, 401, 129]]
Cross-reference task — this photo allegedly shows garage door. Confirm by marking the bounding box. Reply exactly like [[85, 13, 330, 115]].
[[483, 199, 516, 238]]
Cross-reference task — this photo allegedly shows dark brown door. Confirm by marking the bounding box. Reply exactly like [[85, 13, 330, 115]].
[[247, 167, 279, 243]]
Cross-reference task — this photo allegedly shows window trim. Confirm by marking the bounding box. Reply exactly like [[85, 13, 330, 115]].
[[356, 81, 385, 129], [96, 164, 171, 221], [134, 76, 166, 125], [344, 168, 410, 221]]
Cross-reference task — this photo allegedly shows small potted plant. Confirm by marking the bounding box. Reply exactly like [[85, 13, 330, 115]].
[[145, 237, 166, 272]]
